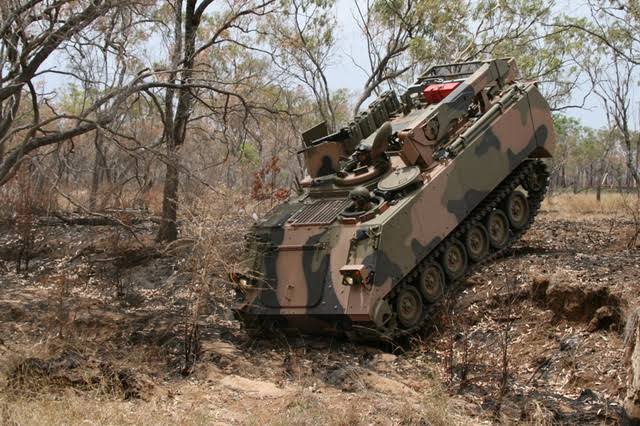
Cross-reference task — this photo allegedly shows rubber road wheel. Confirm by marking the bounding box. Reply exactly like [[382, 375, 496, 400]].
[[465, 223, 490, 262], [485, 209, 509, 249], [395, 286, 424, 328], [419, 262, 445, 303], [441, 239, 468, 280], [505, 190, 529, 230]]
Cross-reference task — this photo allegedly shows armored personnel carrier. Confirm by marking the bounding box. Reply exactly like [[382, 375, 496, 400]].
[[232, 58, 555, 339]]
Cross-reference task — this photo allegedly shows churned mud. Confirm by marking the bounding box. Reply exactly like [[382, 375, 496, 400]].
[[0, 205, 638, 424]]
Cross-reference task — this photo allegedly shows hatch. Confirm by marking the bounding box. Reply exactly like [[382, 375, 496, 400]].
[[260, 244, 329, 308]]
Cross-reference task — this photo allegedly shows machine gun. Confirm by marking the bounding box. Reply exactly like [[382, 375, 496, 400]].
[[299, 91, 400, 178]]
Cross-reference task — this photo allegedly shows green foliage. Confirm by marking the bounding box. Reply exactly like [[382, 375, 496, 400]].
[[239, 143, 260, 165], [264, 0, 339, 129], [59, 84, 93, 116], [370, 0, 469, 63], [330, 88, 353, 127], [552, 114, 619, 174], [357, 0, 582, 108], [60, 84, 117, 117], [553, 114, 582, 140]]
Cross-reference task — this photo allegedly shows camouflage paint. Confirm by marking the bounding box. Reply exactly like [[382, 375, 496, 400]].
[[233, 59, 555, 334]]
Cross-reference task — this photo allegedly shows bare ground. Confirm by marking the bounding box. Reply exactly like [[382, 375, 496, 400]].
[[0, 202, 638, 425]]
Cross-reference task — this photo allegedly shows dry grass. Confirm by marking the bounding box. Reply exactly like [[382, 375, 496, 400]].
[[0, 332, 473, 425], [1, 180, 486, 426], [0, 171, 57, 223], [245, 385, 472, 426], [176, 186, 281, 313], [55, 184, 165, 214], [544, 192, 640, 248], [522, 399, 555, 426], [0, 177, 165, 220], [543, 192, 634, 216], [0, 388, 470, 426], [0, 395, 214, 426]]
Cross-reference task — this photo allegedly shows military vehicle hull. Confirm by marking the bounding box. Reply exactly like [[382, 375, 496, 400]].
[[233, 59, 555, 339]]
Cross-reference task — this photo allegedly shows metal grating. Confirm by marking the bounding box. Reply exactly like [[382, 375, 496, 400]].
[[288, 199, 351, 226]]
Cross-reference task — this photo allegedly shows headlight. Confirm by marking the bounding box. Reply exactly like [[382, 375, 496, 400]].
[[230, 272, 254, 287], [339, 264, 370, 287]]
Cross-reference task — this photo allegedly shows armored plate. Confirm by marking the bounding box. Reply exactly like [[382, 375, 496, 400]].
[[233, 58, 556, 340], [378, 166, 422, 192]]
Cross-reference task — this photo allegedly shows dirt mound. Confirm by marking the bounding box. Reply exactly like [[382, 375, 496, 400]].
[[220, 375, 289, 398], [531, 276, 622, 332]]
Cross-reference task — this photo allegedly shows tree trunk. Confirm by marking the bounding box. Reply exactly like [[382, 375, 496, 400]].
[[353, 87, 373, 117], [157, 143, 180, 242], [624, 309, 640, 424], [626, 156, 640, 193], [89, 131, 107, 211], [632, 137, 640, 188], [156, 0, 187, 243]]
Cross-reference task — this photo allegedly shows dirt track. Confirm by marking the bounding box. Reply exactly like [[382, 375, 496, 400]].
[[0, 205, 638, 424]]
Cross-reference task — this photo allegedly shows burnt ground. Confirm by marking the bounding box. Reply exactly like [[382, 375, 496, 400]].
[[423, 210, 640, 423], [0, 207, 638, 425]]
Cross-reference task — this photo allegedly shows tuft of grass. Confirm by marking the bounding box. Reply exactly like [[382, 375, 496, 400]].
[[522, 399, 555, 425]]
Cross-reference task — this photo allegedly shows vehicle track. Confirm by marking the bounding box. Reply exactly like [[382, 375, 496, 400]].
[[350, 159, 550, 341]]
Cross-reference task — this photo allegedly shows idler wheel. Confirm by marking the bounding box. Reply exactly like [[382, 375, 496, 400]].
[[523, 167, 545, 192], [504, 190, 529, 230], [485, 209, 510, 249], [395, 286, 423, 328], [441, 239, 468, 280], [419, 262, 445, 303], [465, 223, 490, 262], [372, 299, 394, 330]]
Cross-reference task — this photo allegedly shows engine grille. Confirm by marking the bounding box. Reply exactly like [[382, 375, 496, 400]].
[[287, 199, 351, 226]]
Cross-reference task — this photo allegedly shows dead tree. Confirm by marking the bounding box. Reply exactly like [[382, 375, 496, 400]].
[[349, 0, 569, 115], [582, 54, 640, 191], [153, 0, 276, 242], [351, 0, 415, 115], [0, 0, 138, 186], [624, 308, 640, 423], [268, 0, 338, 131]]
